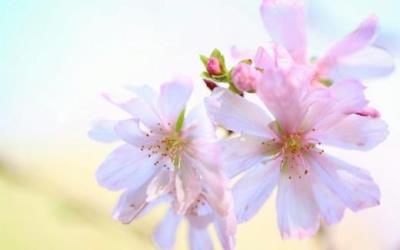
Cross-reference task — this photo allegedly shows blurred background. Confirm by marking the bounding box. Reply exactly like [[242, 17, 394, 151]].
[[0, 0, 399, 249]]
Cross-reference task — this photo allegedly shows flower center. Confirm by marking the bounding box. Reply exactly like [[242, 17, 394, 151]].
[[284, 134, 303, 155]]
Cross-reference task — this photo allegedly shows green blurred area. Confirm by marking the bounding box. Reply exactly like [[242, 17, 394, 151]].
[[0, 163, 155, 250]]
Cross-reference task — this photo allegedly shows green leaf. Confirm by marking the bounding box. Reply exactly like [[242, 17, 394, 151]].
[[175, 108, 185, 132]]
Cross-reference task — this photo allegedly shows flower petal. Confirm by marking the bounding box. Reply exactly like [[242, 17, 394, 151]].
[[112, 182, 156, 224], [311, 174, 345, 224], [96, 144, 160, 191], [114, 119, 148, 147], [214, 218, 236, 250], [88, 119, 118, 143], [173, 159, 202, 215], [189, 226, 213, 250], [260, 0, 307, 62], [220, 135, 279, 178], [233, 161, 280, 223], [158, 78, 193, 126], [153, 208, 181, 250], [256, 67, 309, 133], [327, 46, 395, 81], [205, 88, 273, 138], [317, 16, 379, 78], [317, 114, 388, 151], [276, 170, 320, 239], [309, 153, 380, 211], [146, 170, 172, 202], [102, 93, 160, 128]]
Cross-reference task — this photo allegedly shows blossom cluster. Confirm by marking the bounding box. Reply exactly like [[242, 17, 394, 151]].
[[89, 0, 394, 249]]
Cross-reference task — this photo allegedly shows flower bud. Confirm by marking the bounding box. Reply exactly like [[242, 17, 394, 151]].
[[206, 57, 223, 75], [231, 63, 261, 92]]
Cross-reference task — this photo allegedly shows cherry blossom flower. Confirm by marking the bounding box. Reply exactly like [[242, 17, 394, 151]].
[[153, 193, 235, 250], [89, 79, 235, 249], [259, 0, 394, 84], [205, 49, 388, 239]]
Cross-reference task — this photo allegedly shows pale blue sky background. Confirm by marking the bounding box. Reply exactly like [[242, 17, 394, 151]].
[[0, 0, 399, 249]]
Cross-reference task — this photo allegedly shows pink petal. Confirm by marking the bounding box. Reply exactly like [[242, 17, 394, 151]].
[[102, 93, 160, 128], [88, 119, 118, 143], [157, 78, 193, 126], [233, 160, 280, 223], [260, 0, 307, 63], [310, 174, 345, 224], [220, 135, 275, 178], [146, 170, 172, 202], [327, 46, 395, 81], [153, 208, 181, 250], [112, 183, 152, 224], [184, 105, 215, 141], [96, 144, 159, 191], [302, 79, 368, 132], [173, 159, 202, 215], [317, 15, 379, 78], [317, 114, 388, 151], [189, 227, 213, 250], [276, 171, 320, 239], [114, 119, 148, 147], [256, 67, 309, 133], [309, 153, 380, 211], [205, 88, 274, 138], [214, 218, 236, 250]]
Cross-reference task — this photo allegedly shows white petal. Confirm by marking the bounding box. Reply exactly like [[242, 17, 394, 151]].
[[96, 144, 160, 191], [189, 227, 213, 250], [153, 208, 181, 250], [309, 153, 380, 212], [233, 161, 280, 223], [157, 78, 193, 125], [88, 119, 118, 143], [317, 114, 388, 151], [205, 88, 273, 138]]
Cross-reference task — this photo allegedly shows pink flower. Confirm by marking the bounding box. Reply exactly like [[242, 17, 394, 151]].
[[207, 57, 223, 75], [205, 56, 388, 239], [153, 194, 235, 250], [231, 63, 261, 92], [258, 0, 394, 83], [89, 79, 235, 249]]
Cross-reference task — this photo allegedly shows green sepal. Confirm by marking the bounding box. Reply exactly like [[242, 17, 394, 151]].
[[200, 55, 209, 68], [319, 78, 333, 87], [175, 108, 186, 132]]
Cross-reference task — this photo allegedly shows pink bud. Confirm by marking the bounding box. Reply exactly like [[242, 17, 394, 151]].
[[207, 57, 223, 75], [231, 63, 261, 92]]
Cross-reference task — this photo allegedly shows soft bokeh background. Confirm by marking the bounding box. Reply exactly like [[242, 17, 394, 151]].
[[1, 0, 399, 249]]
